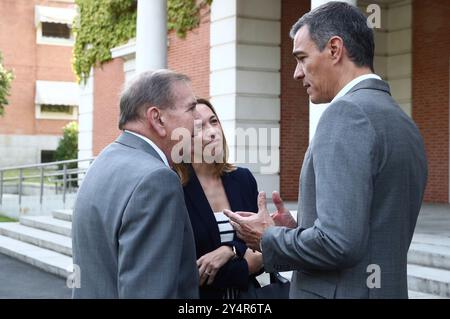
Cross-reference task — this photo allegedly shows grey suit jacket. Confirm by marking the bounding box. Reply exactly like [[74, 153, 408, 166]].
[[72, 132, 199, 298], [262, 79, 427, 299]]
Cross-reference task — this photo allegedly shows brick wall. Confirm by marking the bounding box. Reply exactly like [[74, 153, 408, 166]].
[[93, 59, 124, 155], [92, 10, 211, 155], [413, 0, 450, 203], [168, 8, 210, 99], [0, 0, 38, 135], [280, 0, 310, 201], [0, 0, 76, 136]]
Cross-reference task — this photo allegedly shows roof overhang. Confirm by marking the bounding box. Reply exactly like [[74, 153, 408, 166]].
[[35, 5, 76, 27], [35, 81, 79, 106]]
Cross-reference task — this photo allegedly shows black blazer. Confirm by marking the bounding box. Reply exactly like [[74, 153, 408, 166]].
[[183, 166, 259, 299]]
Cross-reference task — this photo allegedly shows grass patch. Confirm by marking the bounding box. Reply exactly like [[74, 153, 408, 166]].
[[0, 215, 17, 222], [1, 168, 56, 185]]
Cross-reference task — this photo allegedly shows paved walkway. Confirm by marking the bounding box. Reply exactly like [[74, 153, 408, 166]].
[[0, 202, 447, 299], [414, 203, 450, 236], [0, 253, 71, 299]]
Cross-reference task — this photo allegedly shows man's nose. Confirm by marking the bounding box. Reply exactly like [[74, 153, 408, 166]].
[[293, 63, 304, 80]]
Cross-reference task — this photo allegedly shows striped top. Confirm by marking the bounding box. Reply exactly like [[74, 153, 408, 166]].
[[214, 212, 235, 244], [214, 211, 239, 299]]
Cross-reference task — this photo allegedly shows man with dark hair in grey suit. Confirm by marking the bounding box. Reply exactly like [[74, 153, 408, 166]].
[[72, 70, 200, 298], [225, 2, 427, 298]]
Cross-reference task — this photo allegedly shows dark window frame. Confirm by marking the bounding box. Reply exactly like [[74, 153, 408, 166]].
[[41, 22, 71, 39], [40, 104, 74, 114]]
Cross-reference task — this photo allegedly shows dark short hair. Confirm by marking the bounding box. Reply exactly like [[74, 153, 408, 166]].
[[118, 69, 190, 130], [290, 1, 374, 71]]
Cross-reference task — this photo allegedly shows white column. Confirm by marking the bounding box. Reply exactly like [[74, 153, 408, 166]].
[[136, 0, 167, 73], [382, 0, 412, 117], [77, 67, 94, 166], [210, 0, 281, 194], [309, 0, 357, 142]]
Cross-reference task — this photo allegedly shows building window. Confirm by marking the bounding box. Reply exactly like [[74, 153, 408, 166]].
[[35, 80, 79, 120], [41, 104, 74, 114], [35, 5, 76, 46], [41, 150, 56, 163], [41, 22, 71, 39], [36, 104, 78, 120]]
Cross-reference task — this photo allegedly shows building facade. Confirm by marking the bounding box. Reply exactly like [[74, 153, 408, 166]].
[[0, 0, 78, 167], [78, 0, 450, 203]]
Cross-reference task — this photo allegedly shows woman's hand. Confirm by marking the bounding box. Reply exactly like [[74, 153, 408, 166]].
[[197, 245, 235, 285], [243, 249, 264, 274]]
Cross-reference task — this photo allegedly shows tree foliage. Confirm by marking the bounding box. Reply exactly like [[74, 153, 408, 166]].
[[73, 0, 213, 83], [0, 52, 14, 116]]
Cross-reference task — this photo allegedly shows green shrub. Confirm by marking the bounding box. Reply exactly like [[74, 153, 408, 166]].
[[55, 121, 78, 161], [55, 121, 78, 187]]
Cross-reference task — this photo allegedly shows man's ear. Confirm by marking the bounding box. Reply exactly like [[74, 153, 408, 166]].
[[146, 107, 167, 138], [328, 36, 344, 64]]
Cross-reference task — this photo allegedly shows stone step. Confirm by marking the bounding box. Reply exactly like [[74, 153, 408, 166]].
[[0, 222, 72, 256], [20, 216, 71, 237], [0, 235, 72, 278], [412, 233, 450, 248], [408, 290, 446, 299], [408, 242, 450, 270], [408, 264, 450, 298], [52, 209, 73, 222]]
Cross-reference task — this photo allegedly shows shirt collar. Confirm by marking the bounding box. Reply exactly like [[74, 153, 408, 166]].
[[124, 130, 170, 167], [331, 74, 382, 103]]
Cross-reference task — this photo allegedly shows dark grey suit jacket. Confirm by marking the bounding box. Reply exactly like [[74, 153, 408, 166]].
[[261, 79, 427, 298], [72, 132, 199, 298]]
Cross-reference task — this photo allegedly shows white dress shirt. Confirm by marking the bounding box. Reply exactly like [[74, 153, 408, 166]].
[[331, 73, 382, 103], [124, 130, 169, 167]]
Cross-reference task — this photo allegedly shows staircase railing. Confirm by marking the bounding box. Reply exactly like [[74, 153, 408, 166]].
[[0, 158, 95, 212]]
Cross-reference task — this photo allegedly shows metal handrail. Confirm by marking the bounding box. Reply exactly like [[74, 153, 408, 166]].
[[0, 158, 95, 211], [0, 158, 92, 171], [1, 168, 88, 181]]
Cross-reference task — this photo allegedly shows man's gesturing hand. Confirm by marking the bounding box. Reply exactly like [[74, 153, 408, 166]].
[[223, 191, 275, 251], [271, 191, 297, 228]]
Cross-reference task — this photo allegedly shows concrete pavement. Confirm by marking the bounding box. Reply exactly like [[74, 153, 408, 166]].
[[0, 252, 71, 299]]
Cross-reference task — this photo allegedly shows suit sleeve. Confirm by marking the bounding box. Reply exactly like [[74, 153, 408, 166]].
[[117, 167, 198, 298], [262, 100, 377, 271]]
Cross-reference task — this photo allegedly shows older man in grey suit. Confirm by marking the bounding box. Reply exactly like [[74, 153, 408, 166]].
[[72, 70, 199, 298], [225, 2, 427, 298]]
